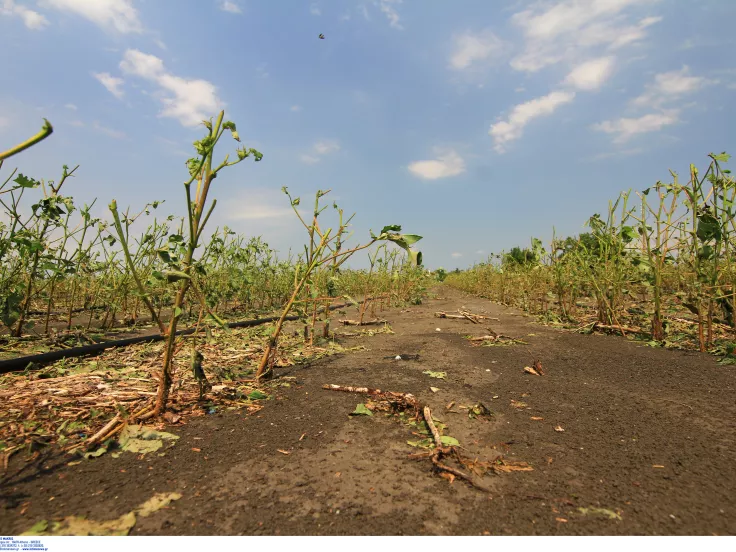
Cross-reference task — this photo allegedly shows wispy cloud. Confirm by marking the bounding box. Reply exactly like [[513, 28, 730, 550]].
[[490, 91, 575, 152], [449, 29, 507, 70], [593, 110, 680, 143], [564, 56, 615, 91], [44, 0, 142, 33], [310, 3, 321, 16], [219, 1, 242, 14], [594, 65, 717, 143], [451, 252, 463, 258], [290, 105, 302, 112], [119, 49, 223, 127], [630, 65, 715, 109], [1, 0, 49, 30], [92, 71, 125, 99], [299, 140, 341, 164], [509, 0, 661, 73], [375, 0, 402, 29], [299, 154, 320, 165], [408, 149, 466, 180], [64, 103, 78, 111], [313, 140, 340, 155], [485, 1, 661, 152]]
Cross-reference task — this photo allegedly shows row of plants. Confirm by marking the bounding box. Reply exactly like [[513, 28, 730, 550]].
[[1, 112, 427, 416], [446, 152, 736, 356]]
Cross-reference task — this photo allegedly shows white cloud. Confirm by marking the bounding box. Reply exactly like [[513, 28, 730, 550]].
[[299, 140, 340, 164], [449, 30, 506, 70], [592, 110, 680, 143], [631, 65, 714, 109], [594, 65, 716, 144], [1, 0, 49, 29], [64, 103, 77, 110], [408, 149, 466, 180], [313, 140, 340, 155], [564, 56, 615, 91], [119, 49, 223, 127], [510, 0, 661, 73], [44, 0, 142, 33], [299, 154, 320, 165], [92, 71, 125, 99], [376, 0, 402, 30], [290, 105, 302, 112], [489, 91, 575, 152], [451, 252, 463, 258], [0, 115, 10, 129], [310, 3, 321, 16], [219, 1, 242, 14]]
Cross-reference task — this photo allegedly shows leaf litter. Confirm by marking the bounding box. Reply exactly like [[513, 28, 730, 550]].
[[21, 492, 182, 536]]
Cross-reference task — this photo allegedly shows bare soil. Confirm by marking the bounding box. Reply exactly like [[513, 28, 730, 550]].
[[1, 286, 735, 535]]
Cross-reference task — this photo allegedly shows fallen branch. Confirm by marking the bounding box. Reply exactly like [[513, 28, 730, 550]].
[[422, 406, 491, 493], [322, 384, 418, 409], [593, 323, 647, 335], [339, 319, 388, 326]]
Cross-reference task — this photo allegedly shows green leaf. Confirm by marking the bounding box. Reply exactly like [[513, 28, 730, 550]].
[[400, 234, 423, 246], [13, 174, 40, 188], [711, 152, 731, 163], [696, 213, 722, 242], [350, 403, 373, 416], [164, 270, 190, 283], [380, 224, 402, 234], [222, 121, 240, 142], [247, 390, 268, 400], [156, 248, 173, 264], [440, 435, 460, 446]]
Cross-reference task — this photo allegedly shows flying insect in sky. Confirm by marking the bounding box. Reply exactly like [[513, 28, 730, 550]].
[[318, 33, 325, 39]]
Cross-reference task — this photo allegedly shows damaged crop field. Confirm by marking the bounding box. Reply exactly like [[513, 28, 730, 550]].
[[1, 99, 735, 536], [1, 287, 735, 536]]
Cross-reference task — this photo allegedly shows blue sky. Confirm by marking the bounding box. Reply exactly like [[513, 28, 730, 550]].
[[1, 0, 735, 269]]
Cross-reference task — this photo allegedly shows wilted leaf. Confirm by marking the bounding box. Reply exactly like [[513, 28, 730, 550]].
[[22, 520, 48, 535], [22, 512, 136, 536], [429, 387, 440, 393], [423, 370, 446, 379], [83, 447, 107, 459], [350, 403, 373, 416], [554, 425, 565, 432], [577, 507, 622, 521], [118, 425, 179, 455], [136, 493, 182, 518]]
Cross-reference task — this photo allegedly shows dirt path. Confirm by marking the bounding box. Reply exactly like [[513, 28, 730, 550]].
[[2, 286, 735, 536]]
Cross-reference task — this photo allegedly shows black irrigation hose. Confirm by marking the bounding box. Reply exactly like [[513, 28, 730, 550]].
[[0, 301, 357, 374]]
